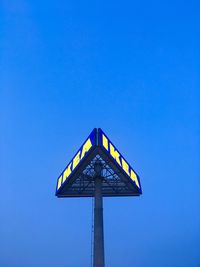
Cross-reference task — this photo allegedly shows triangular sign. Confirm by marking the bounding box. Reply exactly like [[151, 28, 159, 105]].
[[55, 128, 142, 197]]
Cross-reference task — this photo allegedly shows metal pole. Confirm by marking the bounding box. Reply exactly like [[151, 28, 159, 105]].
[[93, 176, 105, 267]]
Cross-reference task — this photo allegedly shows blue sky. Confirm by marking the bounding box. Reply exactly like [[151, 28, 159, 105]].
[[0, 0, 199, 267]]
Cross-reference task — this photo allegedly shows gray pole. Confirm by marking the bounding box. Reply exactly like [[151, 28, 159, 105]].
[[93, 176, 105, 267]]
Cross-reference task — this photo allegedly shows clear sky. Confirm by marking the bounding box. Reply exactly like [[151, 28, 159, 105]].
[[0, 0, 199, 267]]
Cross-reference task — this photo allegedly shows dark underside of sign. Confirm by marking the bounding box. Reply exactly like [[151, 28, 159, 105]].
[[56, 129, 142, 197], [56, 151, 139, 197]]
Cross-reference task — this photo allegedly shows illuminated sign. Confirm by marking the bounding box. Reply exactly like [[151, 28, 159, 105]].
[[56, 129, 96, 192], [98, 129, 141, 190], [56, 128, 142, 197]]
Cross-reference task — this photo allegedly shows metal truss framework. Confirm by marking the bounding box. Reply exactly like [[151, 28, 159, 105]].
[[60, 154, 136, 197]]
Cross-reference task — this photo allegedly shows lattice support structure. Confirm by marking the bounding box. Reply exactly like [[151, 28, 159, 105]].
[[59, 155, 136, 197]]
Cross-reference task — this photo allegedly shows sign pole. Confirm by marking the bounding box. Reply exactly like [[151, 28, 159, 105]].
[[55, 129, 142, 266], [93, 175, 105, 267]]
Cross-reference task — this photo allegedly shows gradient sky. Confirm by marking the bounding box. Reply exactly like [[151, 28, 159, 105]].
[[0, 0, 199, 267]]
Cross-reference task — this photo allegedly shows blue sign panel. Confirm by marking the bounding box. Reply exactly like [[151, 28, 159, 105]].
[[98, 128, 142, 192], [56, 128, 97, 193]]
